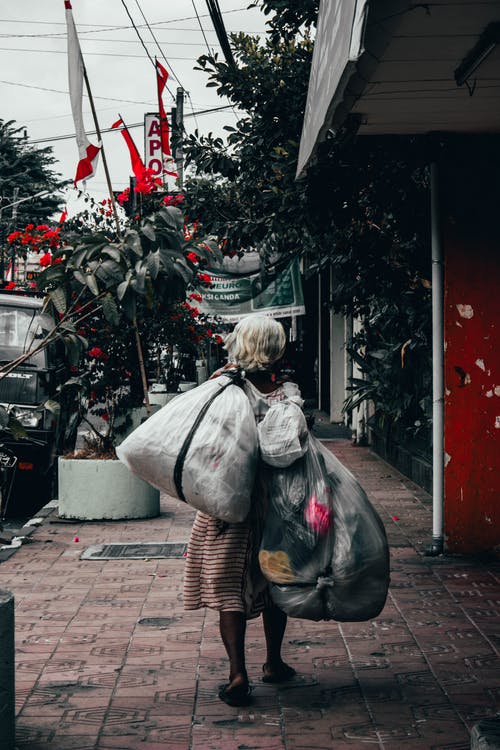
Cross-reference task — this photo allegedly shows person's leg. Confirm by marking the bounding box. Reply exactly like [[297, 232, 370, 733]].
[[261, 605, 296, 682], [218, 611, 251, 704]]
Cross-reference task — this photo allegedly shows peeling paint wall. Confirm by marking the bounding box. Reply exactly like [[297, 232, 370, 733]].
[[444, 224, 500, 553]]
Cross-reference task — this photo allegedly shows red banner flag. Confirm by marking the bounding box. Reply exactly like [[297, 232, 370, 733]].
[[111, 119, 146, 180], [64, 0, 100, 186], [155, 60, 171, 157], [155, 60, 177, 178]]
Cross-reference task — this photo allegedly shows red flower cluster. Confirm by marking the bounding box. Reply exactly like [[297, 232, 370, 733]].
[[163, 193, 184, 207], [117, 187, 130, 207], [88, 347, 108, 360], [39, 252, 52, 268], [8, 224, 62, 252]]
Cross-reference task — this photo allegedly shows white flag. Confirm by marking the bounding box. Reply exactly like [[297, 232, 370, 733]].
[[64, 0, 101, 186]]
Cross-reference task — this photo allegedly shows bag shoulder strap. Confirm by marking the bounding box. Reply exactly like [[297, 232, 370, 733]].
[[173, 369, 245, 503]]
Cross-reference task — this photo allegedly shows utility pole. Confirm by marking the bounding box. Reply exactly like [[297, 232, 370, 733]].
[[175, 87, 184, 190], [10, 188, 19, 283]]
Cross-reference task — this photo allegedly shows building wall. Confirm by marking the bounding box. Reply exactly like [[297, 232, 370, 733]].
[[443, 167, 500, 552]]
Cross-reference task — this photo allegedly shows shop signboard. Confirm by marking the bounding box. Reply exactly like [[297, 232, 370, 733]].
[[194, 258, 305, 322]]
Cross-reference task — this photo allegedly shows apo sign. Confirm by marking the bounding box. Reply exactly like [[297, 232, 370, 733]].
[[144, 113, 176, 188]]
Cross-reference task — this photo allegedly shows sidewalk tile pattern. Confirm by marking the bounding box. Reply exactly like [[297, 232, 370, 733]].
[[0, 441, 498, 749]]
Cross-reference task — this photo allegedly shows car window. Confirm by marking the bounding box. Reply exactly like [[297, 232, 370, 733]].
[[0, 306, 47, 368]]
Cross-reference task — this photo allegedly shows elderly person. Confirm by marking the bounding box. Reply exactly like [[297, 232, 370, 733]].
[[183, 314, 297, 706]]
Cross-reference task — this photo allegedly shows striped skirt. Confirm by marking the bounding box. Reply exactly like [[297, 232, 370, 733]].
[[183, 491, 270, 618]]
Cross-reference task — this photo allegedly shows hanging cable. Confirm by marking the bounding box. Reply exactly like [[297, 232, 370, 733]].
[[0, 78, 155, 105], [119, 0, 175, 99], [25, 105, 235, 145], [191, 0, 213, 56], [133, 0, 183, 86]]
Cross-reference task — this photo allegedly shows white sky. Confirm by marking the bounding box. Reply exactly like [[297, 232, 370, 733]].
[[0, 0, 268, 216]]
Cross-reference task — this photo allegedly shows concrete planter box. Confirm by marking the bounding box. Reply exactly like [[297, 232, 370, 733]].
[[147, 391, 179, 407], [58, 456, 160, 521]]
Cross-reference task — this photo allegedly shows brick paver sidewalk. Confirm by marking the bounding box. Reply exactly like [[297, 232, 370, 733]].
[[0, 441, 499, 749]]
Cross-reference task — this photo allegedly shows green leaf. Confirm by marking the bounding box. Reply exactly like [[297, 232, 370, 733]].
[[102, 245, 122, 263], [63, 334, 83, 368], [141, 221, 156, 242], [101, 293, 120, 326], [49, 287, 67, 315], [121, 290, 137, 321], [124, 230, 143, 256], [43, 399, 61, 416], [145, 250, 160, 280], [158, 207, 184, 231], [7, 416, 27, 440], [85, 273, 100, 296]]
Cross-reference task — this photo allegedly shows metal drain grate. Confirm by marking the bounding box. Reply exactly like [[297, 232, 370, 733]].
[[81, 542, 187, 560]]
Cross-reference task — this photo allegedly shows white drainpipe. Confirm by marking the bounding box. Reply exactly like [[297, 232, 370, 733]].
[[428, 161, 445, 555]]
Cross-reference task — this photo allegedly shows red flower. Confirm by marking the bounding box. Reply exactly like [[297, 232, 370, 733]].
[[88, 347, 108, 360], [117, 188, 130, 206], [7, 231, 21, 243], [206, 329, 213, 337], [214, 335, 223, 345], [4, 282, 16, 290], [197, 272, 211, 284], [186, 252, 199, 264], [189, 293, 202, 302], [39, 252, 52, 267]]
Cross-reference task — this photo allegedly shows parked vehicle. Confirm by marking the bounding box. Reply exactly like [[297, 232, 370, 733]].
[[0, 292, 83, 518]]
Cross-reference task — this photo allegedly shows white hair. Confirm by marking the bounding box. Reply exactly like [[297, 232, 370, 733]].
[[224, 315, 286, 372]]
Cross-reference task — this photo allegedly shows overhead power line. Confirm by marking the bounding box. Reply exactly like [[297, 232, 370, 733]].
[[0, 34, 224, 45], [119, 0, 174, 98], [26, 105, 235, 145], [191, 0, 213, 56], [133, 0, 182, 86], [0, 8, 249, 29], [0, 78, 156, 105], [0, 46, 194, 61]]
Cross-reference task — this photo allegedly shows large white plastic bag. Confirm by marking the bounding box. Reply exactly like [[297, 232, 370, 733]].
[[258, 396, 308, 468], [116, 375, 258, 522], [259, 435, 390, 621]]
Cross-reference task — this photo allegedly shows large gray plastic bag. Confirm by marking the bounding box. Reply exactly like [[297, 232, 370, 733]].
[[116, 375, 258, 522], [259, 435, 390, 621]]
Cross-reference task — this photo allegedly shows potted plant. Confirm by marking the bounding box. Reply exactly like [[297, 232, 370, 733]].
[[31, 190, 222, 520]]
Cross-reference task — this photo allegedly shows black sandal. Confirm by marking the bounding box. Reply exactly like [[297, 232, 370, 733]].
[[262, 662, 297, 684], [218, 682, 253, 707]]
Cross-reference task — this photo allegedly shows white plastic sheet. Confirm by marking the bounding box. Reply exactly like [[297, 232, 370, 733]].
[[116, 375, 258, 522], [258, 395, 309, 468]]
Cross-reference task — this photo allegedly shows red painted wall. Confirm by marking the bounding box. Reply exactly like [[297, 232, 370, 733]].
[[444, 230, 500, 552]]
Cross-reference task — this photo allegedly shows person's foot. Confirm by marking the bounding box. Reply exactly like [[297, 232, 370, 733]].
[[218, 674, 252, 706], [262, 660, 297, 683]]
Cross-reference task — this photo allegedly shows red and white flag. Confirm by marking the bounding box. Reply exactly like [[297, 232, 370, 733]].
[[64, 0, 100, 186], [155, 60, 177, 178]]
